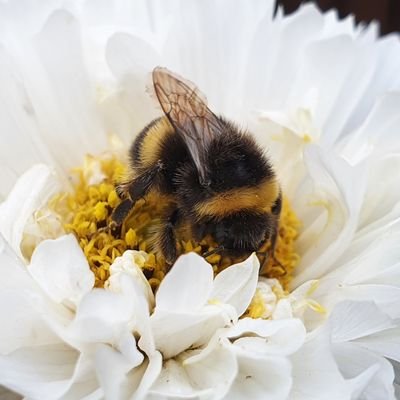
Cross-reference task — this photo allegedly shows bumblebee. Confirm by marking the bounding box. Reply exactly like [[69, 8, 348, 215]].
[[111, 67, 282, 268]]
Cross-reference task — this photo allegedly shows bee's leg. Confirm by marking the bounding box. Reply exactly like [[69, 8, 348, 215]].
[[268, 228, 286, 275], [128, 161, 164, 202], [111, 162, 164, 232], [110, 198, 135, 233], [258, 223, 280, 274], [157, 207, 181, 266], [115, 161, 164, 201], [115, 182, 130, 199], [259, 194, 282, 274], [257, 250, 269, 274]]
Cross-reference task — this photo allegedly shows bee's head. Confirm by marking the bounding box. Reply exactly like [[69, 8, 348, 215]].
[[204, 211, 277, 256]]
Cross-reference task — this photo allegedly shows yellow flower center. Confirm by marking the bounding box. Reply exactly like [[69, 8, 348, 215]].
[[50, 154, 300, 291]]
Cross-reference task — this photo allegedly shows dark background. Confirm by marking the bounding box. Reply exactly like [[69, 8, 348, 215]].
[[277, 0, 400, 35]]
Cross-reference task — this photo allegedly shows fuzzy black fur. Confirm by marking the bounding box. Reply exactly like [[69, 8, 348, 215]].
[[117, 116, 280, 263]]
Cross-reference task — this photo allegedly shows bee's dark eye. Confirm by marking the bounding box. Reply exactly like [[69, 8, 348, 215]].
[[271, 195, 282, 215]]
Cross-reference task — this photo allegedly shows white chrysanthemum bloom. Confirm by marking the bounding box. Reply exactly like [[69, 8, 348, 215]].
[[1, 0, 400, 399]]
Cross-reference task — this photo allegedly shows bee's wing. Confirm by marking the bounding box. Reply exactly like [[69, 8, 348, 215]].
[[152, 67, 222, 182]]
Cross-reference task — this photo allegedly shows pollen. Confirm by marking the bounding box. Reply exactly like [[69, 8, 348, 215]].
[[50, 154, 300, 292], [246, 289, 268, 319], [258, 198, 301, 289], [50, 155, 165, 289]]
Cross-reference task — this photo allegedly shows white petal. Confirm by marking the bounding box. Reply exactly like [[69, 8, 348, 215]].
[[210, 253, 260, 317], [151, 309, 225, 360], [95, 344, 142, 400], [333, 342, 396, 400], [290, 326, 352, 400], [182, 336, 237, 399], [355, 326, 400, 362], [357, 154, 400, 229], [342, 232, 400, 287], [30, 10, 107, 169], [225, 353, 292, 400], [29, 234, 94, 307], [155, 253, 213, 313], [0, 235, 62, 354], [104, 32, 160, 143], [70, 288, 135, 344], [58, 353, 102, 400], [340, 93, 400, 163], [338, 284, 400, 320], [292, 145, 367, 286], [330, 301, 395, 343], [0, 164, 59, 259], [273, 298, 294, 320], [70, 272, 153, 365], [308, 233, 400, 323], [0, 343, 79, 400], [0, 46, 56, 198], [227, 317, 306, 356], [131, 352, 163, 400], [148, 359, 209, 399], [150, 335, 237, 399]]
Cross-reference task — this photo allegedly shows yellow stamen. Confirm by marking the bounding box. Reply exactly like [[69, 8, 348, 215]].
[[306, 299, 327, 314], [246, 289, 268, 319]]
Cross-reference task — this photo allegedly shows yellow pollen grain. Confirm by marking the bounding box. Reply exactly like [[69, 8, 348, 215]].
[[246, 289, 267, 319], [49, 154, 300, 292]]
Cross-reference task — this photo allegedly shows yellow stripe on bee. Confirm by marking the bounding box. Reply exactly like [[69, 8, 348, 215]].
[[194, 179, 280, 217], [140, 117, 174, 167]]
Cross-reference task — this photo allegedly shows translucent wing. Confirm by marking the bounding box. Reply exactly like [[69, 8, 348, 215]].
[[152, 67, 222, 183]]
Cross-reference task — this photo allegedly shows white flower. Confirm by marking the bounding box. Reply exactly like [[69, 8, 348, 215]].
[[1, 0, 400, 399]]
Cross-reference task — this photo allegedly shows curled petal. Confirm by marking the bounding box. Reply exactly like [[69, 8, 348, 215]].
[[333, 342, 396, 400], [29, 234, 94, 307], [155, 253, 214, 313], [226, 317, 306, 356], [107, 250, 154, 310], [0, 164, 59, 259], [210, 253, 260, 317], [0, 235, 60, 355], [150, 336, 237, 399], [151, 309, 226, 360]]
